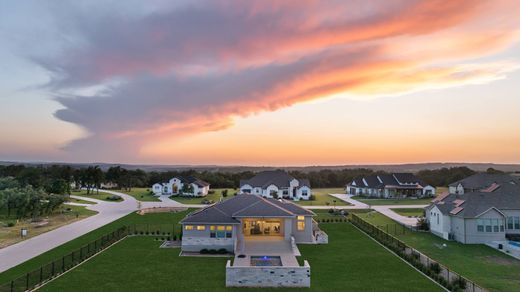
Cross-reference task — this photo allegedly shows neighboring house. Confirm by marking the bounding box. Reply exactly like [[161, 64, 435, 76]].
[[448, 173, 520, 194], [239, 170, 311, 201], [180, 194, 321, 253], [346, 173, 435, 198], [426, 175, 520, 244], [152, 176, 210, 196]]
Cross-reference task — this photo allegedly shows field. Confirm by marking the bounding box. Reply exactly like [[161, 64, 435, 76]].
[[0, 210, 191, 284], [390, 208, 425, 217], [0, 205, 97, 249], [358, 212, 520, 292], [295, 188, 349, 206], [39, 222, 440, 291], [118, 187, 160, 202], [352, 196, 433, 206], [71, 190, 122, 202], [170, 188, 237, 204]]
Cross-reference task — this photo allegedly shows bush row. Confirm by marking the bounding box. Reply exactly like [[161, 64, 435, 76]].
[[200, 248, 229, 254], [315, 218, 348, 223]]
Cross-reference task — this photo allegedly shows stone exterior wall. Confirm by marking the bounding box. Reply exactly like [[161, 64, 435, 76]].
[[181, 237, 234, 252], [225, 260, 311, 288]]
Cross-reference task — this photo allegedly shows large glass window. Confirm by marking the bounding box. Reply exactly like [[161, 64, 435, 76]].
[[196, 225, 206, 231], [508, 217, 514, 230], [493, 219, 499, 232], [515, 217, 520, 230], [477, 219, 484, 232], [485, 219, 492, 232], [297, 216, 305, 231], [185, 225, 194, 231]]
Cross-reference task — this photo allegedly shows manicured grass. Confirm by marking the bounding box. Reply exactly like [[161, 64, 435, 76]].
[[118, 187, 160, 202], [67, 197, 96, 205], [0, 210, 192, 285], [72, 190, 122, 202], [169, 188, 237, 204], [0, 205, 97, 249], [391, 208, 425, 217], [352, 196, 433, 206], [40, 223, 440, 292], [358, 212, 520, 292], [295, 188, 349, 206]]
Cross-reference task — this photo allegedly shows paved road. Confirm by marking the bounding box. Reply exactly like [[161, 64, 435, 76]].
[[329, 194, 427, 227], [0, 190, 139, 273]]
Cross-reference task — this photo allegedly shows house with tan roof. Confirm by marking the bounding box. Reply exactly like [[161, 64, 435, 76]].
[[239, 170, 311, 201]]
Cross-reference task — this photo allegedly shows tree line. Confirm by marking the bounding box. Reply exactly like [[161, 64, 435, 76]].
[[0, 164, 493, 192]]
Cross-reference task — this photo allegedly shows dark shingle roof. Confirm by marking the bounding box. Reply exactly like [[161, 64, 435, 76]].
[[180, 194, 314, 224], [429, 183, 520, 218], [448, 173, 519, 189], [180, 176, 210, 187], [240, 170, 297, 188], [348, 173, 429, 188]]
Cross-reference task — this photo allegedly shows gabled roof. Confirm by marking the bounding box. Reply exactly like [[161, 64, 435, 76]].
[[239, 170, 309, 189], [428, 183, 520, 218], [180, 194, 314, 224], [448, 173, 519, 189], [179, 176, 210, 187], [347, 173, 428, 188]]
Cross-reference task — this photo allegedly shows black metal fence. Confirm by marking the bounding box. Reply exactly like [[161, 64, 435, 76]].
[[0, 226, 128, 292], [350, 214, 486, 292]]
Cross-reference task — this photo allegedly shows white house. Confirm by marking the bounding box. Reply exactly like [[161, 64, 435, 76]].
[[239, 170, 311, 201], [152, 176, 210, 197]]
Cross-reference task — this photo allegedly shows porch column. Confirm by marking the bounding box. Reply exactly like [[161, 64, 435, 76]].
[[284, 219, 292, 240]]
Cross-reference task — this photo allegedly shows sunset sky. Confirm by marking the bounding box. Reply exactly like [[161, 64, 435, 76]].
[[1, 0, 520, 166]]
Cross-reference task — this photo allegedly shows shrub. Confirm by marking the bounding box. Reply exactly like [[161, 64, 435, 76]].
[[452, 277, 467, 290], [328, 208, 334, 214], [208, 190, 215, 195], [173, 235, 177, 241], [222, 189, 228, 197], [145, 232, 149, 235], [308, 194, 316, 201], [217, 248, 228, 254], [209, 249, 217, 254], [200, 249, 209, 254], [6, 222, 15, 227], [429, 262, 441, 274]]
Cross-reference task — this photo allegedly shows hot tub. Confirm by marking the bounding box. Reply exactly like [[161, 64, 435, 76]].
[[250, 256, 282, 266]]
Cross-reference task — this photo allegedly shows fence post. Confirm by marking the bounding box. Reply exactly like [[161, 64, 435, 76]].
[[39, 266, 43, 284], [62, 255, 65, 271], [52, 261, 55, 277], [25, 273, 29, 291], [10, 280, 14, 292]]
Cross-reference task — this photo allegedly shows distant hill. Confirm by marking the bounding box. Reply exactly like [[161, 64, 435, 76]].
[[0, 161, 519, 173]]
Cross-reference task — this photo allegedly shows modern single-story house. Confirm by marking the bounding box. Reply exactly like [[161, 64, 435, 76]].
[[180, 194, 322, 253], [448, 173, 520, 194], [346, 173, 435, 198], [152, 176, 210, 197], [426, 176, 520, 244], [239, 170, 311, 201]]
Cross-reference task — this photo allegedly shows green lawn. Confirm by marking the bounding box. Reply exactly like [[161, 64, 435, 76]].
[[67, 197, 97, 205], [118, 187, 161, 202], [353, 196, 433, 206], [296, 188, 349, 206], [71, 190, 123, 202], [0, 210, 192, 285], [170, 188, 237, 204], [358, 212, 520, 292], [40, 222, 440, 292], [390, 208, 425, 217]]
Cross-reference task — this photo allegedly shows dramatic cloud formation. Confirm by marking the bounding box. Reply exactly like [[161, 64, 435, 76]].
[[25, 0, 520, 161]]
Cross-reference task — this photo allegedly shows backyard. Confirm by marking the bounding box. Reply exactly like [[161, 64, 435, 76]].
[[390, 208, 425, 217], [0, 205, 97, 249], [169, 188, 237, 204], [38, 222, 440, 291], [352, 196, 433, 206], [357, 211, 520, 292]]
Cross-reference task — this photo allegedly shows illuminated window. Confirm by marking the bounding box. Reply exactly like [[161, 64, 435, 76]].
[[185, 225, 194, 231], [226, 226, 233, 231], [197, 225, 206, 231], [217, 226, 225, 231], [297, 221, 305, 231], [210, 226, 216, 231], [297, 216, 305, 221]]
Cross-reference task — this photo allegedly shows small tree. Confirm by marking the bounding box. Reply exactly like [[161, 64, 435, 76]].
[[222, 189, 228, 197]]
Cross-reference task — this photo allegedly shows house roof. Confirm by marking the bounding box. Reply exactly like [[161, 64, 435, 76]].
[[428, 183, 520, 218], [180, 194, 314, 224], [239, 170, 310, 189], [177, 176, 210, 187], [347, 173, 428, 189], [448, 173, 519, 189]]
